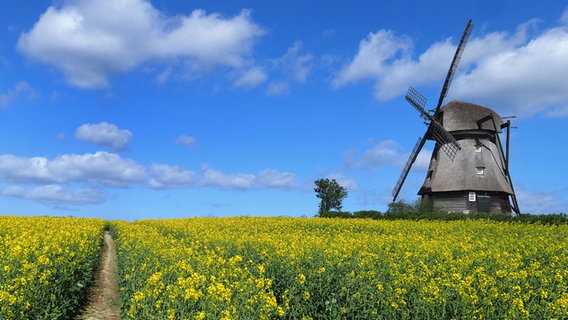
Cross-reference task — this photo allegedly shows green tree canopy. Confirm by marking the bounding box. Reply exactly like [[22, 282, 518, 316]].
[[314, 178, 348, 217]]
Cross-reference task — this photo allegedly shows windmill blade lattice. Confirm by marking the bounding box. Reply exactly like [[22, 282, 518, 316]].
[[404, 87, 461, 161], [392, 135, 426, 200], [429, 121, 460, 161], [405, 87, 430, 121]]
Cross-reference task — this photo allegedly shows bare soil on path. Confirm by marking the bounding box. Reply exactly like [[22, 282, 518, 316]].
[[76, 231, 121, 320]]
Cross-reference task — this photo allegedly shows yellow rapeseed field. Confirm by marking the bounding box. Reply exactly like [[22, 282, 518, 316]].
[[0, 216, 106, 320], [111, 217, 568, 320]]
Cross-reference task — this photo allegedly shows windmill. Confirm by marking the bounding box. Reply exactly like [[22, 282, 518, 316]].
[[391, 19, 520, 214]]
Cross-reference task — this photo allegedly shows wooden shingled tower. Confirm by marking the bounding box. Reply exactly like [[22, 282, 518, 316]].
[[391, 20, 520, 214]]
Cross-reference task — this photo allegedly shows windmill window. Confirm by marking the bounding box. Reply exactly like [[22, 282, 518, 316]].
[[475, 145, 482, 153], [476, 167, 485, 175], [469, 192, 476, 202]]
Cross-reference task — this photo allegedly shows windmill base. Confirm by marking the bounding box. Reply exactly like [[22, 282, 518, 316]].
[[424, 191, 512, 214]]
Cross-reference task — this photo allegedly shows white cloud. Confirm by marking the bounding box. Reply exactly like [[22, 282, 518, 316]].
[[232, 67, 267, 88], [516, 186, 567, 214], [375, 40, 455, 101], [326, 171, 358, 191], [148, 164, 195, 189], [0, 81, 37, 107], [354, 140, 406, 169], [0, 150, 300, 201], [542, 105, 568, 117], [56, 132, 67, 141], [452, 24, 568, 117], [265, 41, 314, 95], [560, 8, 568, 25], [257, 169, 297, 189], [266, 81, 289, 96], [334, 15, 568, 118], [75, 122, 132, 151], [0, 150, 301, 205], [158, 9, 262, 67], [17, 0, 264, 88], [346, 140, 432, 172], [200, 165, 255, 190], [414, 148, 433, 171], [198, 165, 298, 190], [0, 151, 147, 187], [333, 30, 412, 91], [2, 184, 106, 204], [276, 41, 314, 83], [175, 135, 197, 147]]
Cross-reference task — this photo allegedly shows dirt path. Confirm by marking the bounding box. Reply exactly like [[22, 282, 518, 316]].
[[77, 231, 121, 320]]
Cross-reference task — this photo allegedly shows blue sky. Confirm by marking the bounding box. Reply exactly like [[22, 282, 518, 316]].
[[1, 0, 567, 220]]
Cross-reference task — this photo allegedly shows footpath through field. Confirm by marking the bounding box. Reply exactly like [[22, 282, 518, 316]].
[[76, 231, 120, 320]]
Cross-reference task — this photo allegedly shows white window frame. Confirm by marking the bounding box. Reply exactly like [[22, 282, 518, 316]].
[[476, 167, 485, 175], [469, 192, 476, 202]]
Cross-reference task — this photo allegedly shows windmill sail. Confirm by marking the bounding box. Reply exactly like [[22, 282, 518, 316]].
[[405, 87, 429, 121], [392, 136, 426, 201], [435, 19, 473, 114], [429, 121, 460, 160], [405, 87, 461, 160]]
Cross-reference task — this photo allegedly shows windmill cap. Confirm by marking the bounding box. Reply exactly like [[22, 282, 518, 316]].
[[439, 100, 504, 133]]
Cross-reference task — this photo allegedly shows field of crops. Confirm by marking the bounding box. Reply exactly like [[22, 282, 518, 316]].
[[111, 218, 568, 319], [0, 216, 106, 319], [1, 216, 567, 319]]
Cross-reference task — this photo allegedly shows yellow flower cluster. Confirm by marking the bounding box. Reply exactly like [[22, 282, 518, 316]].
[[112, 219, 283, 319], [112, 218, 568, 319], [0, 216, 106, 320]]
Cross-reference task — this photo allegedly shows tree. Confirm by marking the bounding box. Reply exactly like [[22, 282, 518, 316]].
[[314, 178, 348, 217], [385, 199, 415, 219]]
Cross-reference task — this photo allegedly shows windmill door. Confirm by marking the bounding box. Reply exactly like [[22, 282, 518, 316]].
[[477, 195, 491, 213]]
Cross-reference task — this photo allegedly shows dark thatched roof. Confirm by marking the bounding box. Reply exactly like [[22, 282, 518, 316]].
[[439, 100, 503, 133]]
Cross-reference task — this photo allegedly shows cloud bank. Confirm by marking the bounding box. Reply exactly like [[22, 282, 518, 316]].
[[334, 15, 568, 118], [1, 185, 106, 205], [0, 151, 298, 204], [0, 151, 146, 186], [17, 0, 264, 88]]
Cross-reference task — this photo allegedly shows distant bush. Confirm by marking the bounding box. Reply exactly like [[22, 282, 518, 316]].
[[320, 210, 384, 219], [320, 210, 353, 218], [514, 212, 568, 224], [318, 199, 568, 224], [352, 210, 383, 219]]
